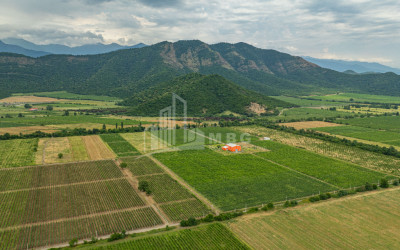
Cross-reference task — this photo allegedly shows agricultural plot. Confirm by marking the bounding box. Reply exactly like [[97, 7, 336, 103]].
[[86, 223, 249, 250], [272, 96, 353, 107], [121, 156, 163, 176], [281, 121, 343, 130], [0, 159, 166, 249], [313, 125, 400, 146], [160, 199, 211, 222], [338, 116, 400, 133], [137, 174, 195, 203], [0, 207, 162, 250], [82, 135, 116, 160], [253, 140, 391, 188], [0, 138, 37, 168], [269, 107, 351, 122], [120, 132, 169, 154], [236, 126, 400, 175], [0, 160, 122, 192], [304, 93, 400, 104], [68, 136, 90, 161], [35, 137, 73, 164], [14, 91, 122, 102], [100, 134, 140, 157], [154, 149, 334, 211], [228, 188, 400, 249]]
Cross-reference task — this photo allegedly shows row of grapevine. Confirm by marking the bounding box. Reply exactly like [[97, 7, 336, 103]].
[[121, 156, 163, 176], [0, 160, 122, 192], [160, 199, 212, 222], [89, 223, 249, 250], [137, 174, 194, 203], [100, 134, 140, 157], [0, 179, 145, 228], [0, 207, 163, 250], [0, 138, 38, 168]]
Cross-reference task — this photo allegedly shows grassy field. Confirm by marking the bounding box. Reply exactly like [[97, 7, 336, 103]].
[[83, 223, 249, 250], [12, 91, 122, 102], [100, 134, 140, 157], [82, 135, 116, 160], [0, 138, 37, 168], [0, 160, 165, 249], [338, 115, 400, 132], [272, 96, 353, 107], [228, 188, 400, 249], [313, 125, 400, 146], [304, 93, 400, 104], [253, 140, 391, 188], [155, 149, 334, 211], [270, 107, 352, 122], [236, 126, 400, 175]]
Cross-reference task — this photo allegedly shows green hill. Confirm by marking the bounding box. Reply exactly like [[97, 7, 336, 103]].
[[124, 73, 294, 116]]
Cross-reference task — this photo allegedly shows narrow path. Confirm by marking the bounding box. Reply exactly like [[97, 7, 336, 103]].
[[148, 155, 221, 215]]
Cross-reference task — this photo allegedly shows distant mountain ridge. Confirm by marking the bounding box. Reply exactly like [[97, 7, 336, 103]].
[[303, 56, 400, 75], [0, 41, 50, 57], [0, 38, 147, 56], [1, 40, 400, 101]]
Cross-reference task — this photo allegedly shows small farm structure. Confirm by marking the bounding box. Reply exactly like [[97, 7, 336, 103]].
[[222, 143, 242, 152], [262, 137, 271, 141]]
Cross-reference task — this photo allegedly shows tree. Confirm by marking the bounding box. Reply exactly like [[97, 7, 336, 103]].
[[24, 104, 32, 109], [58, 153, 63, 159], [64, 110, 69, 116], [120, 162, 127, 168], [121, 122, 124, 129], [102, 124, 106, 130], [380, 178, 389, 188], [18, 113, 24, 117], [46, 105, 53, 111]]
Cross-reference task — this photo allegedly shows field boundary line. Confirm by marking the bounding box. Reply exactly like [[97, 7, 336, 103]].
[[0, 205, 151, 232], [0, 177, 127, 194], [148, 155, 221, 215]]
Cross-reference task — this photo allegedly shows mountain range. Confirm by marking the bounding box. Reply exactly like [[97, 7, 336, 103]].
[[1, 40, 400, 106], [0, 38, 146, 56], [303, 56, 400, 75]]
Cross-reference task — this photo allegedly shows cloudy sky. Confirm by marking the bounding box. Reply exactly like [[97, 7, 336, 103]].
[[1, 0, 400, 67]]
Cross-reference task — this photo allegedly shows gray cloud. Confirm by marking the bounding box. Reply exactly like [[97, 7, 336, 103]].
[[0, 0, 399, 67]]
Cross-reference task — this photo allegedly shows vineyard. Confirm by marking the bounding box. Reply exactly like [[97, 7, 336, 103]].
[[0, 138, 37, 168], [253, 140, 391, 188], [314, 125, 400, 147], [86, 223, 249, 250], [100, 134, 140, 157], [154, 149, 334, 211], [121, 156, 163, 176], [68, 136, 90, 161], [338, 116, 400, 133], [236, 126, 400, 175], [160, 199, 212, 222], [0, 160, 167, 249]]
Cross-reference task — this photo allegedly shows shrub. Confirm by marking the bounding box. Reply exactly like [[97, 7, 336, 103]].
[[261, 206, 268, 211], [247, 207, 259, 213], [138, 180, 151, 194], [120, 162, 127, 168], [356, 186, 366, 192], [69, 238, 78, 247], [202, 214, 214, 223], [372, 184, 378, 190], [365, 182, 373, 191], [108, 232, 125, 242], [58, 153, 63, 159], [290, 200, 298, 207], [337, 190, 348, 197], [180, 217, 198, 227], [380, 178, 389, 188], [284, 201, 290, 207], [309, 196, 320, 202], [393, 179, 399, 186], [267, 202, 274, 209]]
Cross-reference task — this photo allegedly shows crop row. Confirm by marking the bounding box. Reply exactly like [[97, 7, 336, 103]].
[[154, 149, 334, 211], [121, 156, 163, 176], [160, 199, 212, 222], [0, 207, 163, 250], [0, 160, 123, 192], [0, 138, 37, 168], [252, 140, 391, 188], [0, 179, 144, 228], [137, 174, 194, 203], [236, 126, 400, 175], [100, 134, 140, 157], [90, 223, 249, 250]]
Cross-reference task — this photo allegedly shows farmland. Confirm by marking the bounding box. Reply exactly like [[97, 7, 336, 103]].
[[269, 107, 352, 122], [0, 160, 166, 249], [0, 138, 37, 168], [121, 156, 163, 176], [100, 134, 140, 157], [272, 96, 353, 107], [228, 187, 400, 249], [13, 91, 122, 102], [154, 149, 334, 211], [253, 140, 391, 188], [85, 223, 249, 250], [236, 126, 400, 175], [304, 93, 400, 104], [313, 125, 400, 147], [338, 115, 400, 132], [82, 135, 116, 160]]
